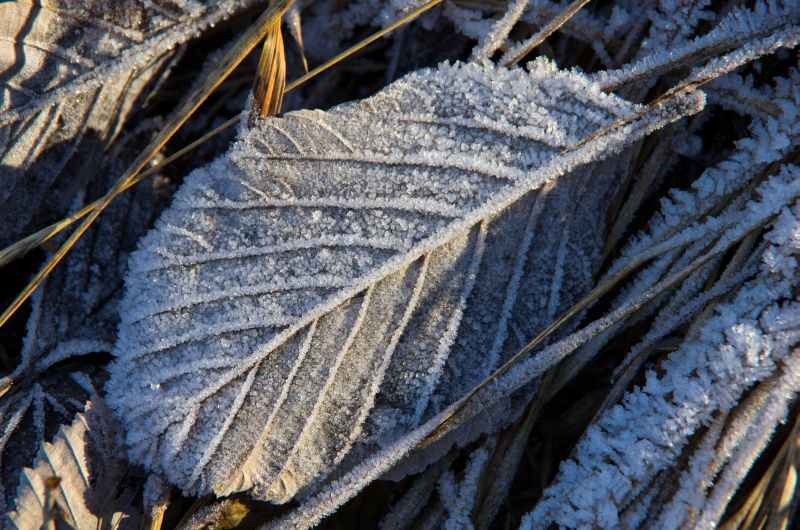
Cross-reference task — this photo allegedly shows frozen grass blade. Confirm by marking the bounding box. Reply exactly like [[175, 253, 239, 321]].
[[709, 389, 800, 529], [471, 0, 531, 63]]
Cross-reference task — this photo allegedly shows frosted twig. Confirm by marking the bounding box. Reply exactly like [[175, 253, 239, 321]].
[[471, 0, 530, 63]]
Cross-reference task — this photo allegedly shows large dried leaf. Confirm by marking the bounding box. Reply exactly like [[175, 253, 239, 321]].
[[106, 60, 703, 503], [0, 0, 258, 245], [6, 398, 138, 529]]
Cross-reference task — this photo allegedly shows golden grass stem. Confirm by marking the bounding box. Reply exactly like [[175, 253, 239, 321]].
[[252, 20, 286, 118]]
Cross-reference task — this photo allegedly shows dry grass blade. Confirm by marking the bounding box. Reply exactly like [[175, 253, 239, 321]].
[[287, 3, 309, 73], [685, 231, 762, 337], [252, 20, 286, 119], [500, 0, 593, 66], [0, 0, 443, 271], [562, 84, 704, 155], [0, 0, 296, 329]]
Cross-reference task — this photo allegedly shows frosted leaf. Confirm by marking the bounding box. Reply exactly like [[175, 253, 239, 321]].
[[6, 397, 139, 529], [106, 59, 702, 506], [0, 0, 259, 245], [2, 145, 167, 389], [142, 474, 171, 526], [449, 165, 800, 443], [0, 370, 94, 514]]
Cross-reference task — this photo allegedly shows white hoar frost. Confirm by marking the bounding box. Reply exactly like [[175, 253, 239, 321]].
[[520, 199, 800, 530], [106, 60, 702, 504]]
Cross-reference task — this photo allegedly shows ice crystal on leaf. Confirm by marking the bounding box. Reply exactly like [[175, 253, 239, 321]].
[[105, 59, 702, 506]]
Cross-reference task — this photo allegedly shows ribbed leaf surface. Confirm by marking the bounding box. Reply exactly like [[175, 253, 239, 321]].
[[106, 60, 703, 502]]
